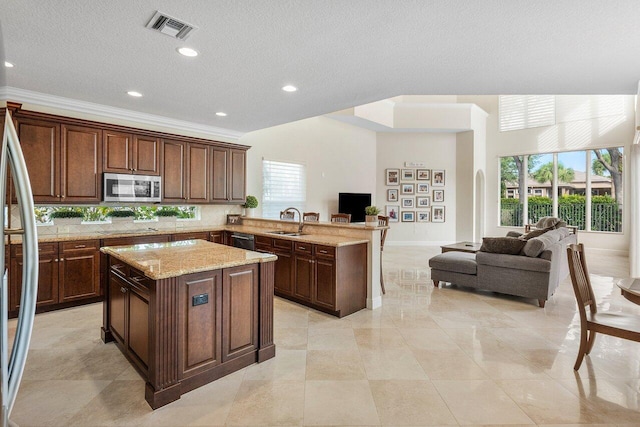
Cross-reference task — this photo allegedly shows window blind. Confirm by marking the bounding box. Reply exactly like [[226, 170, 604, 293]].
[[262, 160, 306, 219], [499, 95, 556, 132]]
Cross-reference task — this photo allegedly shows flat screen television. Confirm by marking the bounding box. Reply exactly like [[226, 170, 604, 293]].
[[338, 193, 371, 223]]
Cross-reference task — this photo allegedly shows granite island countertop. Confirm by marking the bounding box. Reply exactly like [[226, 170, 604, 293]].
[[101, 239, 277, 280]]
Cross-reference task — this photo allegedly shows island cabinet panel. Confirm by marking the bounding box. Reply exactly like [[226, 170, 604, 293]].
[[179, 271, 222, 377], [61, 124, 102, 203], [108, 274, 127, 344], [128, 282, 150, 367], [222, 265, 258, 361], [162, 139, 187, 202]]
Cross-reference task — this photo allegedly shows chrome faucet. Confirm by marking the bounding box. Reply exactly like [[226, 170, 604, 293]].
[[283, 207, 304, 233]]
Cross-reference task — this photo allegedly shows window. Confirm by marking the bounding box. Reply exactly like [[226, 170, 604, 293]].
[[499, 95, 555, 132], [499, 147, 623, 232], [262, 160, 306, 219]]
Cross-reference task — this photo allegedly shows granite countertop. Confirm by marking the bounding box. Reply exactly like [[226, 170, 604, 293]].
[[12, 226, 226, 243], [225, 225, 369, 247], [101, 239, 277, 280]]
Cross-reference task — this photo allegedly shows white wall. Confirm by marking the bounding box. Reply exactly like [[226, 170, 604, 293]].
[[376, 133, 458, 244], [459, 95, 636, 253], [240, 116, 377, 219]]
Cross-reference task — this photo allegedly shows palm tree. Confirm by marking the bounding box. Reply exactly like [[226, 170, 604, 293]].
[[532, 162, 575, 186]]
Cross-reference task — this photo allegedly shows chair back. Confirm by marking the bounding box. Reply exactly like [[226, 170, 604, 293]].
[[331, 213, 351, 223], [567, 243, 597, 320], [280, 211, 295, 220], [378, 215, 389, 250], [303, 212, 320, 222]]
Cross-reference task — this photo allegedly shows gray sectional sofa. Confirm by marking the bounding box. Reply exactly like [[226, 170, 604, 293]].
[[429, 227, 577, 307]]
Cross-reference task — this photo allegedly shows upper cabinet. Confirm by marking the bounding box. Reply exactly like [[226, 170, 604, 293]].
[[103, 131, 160, 176], [162, 139, 187, 202], [210, 147, 246, 203], [16, 118, 102, 203]]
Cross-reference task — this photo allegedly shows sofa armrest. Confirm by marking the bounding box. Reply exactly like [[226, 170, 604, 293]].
[[476, 252, 551, 273]]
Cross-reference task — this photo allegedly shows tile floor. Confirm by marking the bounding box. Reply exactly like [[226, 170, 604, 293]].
[[8, 245, 640, 426]]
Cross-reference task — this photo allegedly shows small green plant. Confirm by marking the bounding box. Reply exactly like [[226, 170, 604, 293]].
[[107, 209, 136, 218], [154, 208, 179, 217], [243, 195, 258, 209], [364, 206, 381, 216], [50, 209, 84, 219]]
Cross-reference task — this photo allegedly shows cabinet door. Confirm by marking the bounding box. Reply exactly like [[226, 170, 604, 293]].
[[108, 274, 127, 344], [128, 284, 149, 368], [229, 149, 246, 202], [210, 147, 228, 202], [222, 264, 258, 362], [274, 250, 294, 296], [103, 131, 133, 174], [16, 118, 60, 202], [187, 143, 209, 203], [10, 244, 59, 311], [171, 232, 210, 242], [59, 241, 101, 302], [180, 270, 222, 377], [314, 258, 336, 309], [209, 231, 224, 244], [162, 139, 187, 202], [133, 135, 160, 176], [293, 254, 313, 302], [61, 124, 102, 202]]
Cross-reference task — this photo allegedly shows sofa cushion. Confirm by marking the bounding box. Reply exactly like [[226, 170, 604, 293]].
[[476, 252, 551, 273], [521, 228, 565, 257], [429, 252, 477, 275], [505, 231, 523, 238], [480, 237, 526, 255]]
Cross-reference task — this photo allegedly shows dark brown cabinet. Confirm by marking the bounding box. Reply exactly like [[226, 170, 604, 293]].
[[10, 240, 101, 313], [61, 124, 103, 203], [209, 231, 225, 244], [187, 143, 210, 203], [172, 231, 210, 242], [16, 118, 60, 202], [222, 264, 259, 361], [103, 131, 160, 175], [255, 236, 294, 296], [162, 139, 187, 202], [210, 147, 246, 204]]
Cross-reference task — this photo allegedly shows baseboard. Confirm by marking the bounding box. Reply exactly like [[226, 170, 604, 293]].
[[367, 296, 382, 309], [385, 241, 452, 247], [586, 247, 629, 257]]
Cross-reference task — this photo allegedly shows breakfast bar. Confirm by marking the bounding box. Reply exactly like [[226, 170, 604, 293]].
[[100, 239, 277, 409]]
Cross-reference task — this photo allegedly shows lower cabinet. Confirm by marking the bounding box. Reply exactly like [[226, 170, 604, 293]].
[[171, 231, 210, 242], [256, 236, 367, 317], [10, 240, 101, 314], [209, 230, 225, 244]]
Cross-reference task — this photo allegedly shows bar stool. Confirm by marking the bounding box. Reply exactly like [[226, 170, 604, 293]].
[[280, 210, 295, 220], [378, 215, 389, 294], [303, 212, 320, 222], [330, 213, 351, 223]]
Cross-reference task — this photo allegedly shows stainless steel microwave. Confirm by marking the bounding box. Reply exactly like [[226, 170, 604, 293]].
[[103, 173, 161, 203]]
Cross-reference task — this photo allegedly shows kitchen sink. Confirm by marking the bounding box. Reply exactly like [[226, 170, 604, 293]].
[[266, 230, 307, 237]]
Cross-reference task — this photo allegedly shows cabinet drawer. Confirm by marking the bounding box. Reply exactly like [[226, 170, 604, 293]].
[[12, 242, 58, 257], [315, 245, 335, 259], [273, 238, 292, 251], [61, 239, 100, 252], [255, 244, 272, 254], [109, 258, 130, 278], [172, 232, 209, 242], [294, 242, 312, 254], [128, 268, 151, 292], [255, 235, 271, 247]]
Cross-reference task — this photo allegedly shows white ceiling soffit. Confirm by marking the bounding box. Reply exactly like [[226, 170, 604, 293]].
[[2, 1, 640, 134]]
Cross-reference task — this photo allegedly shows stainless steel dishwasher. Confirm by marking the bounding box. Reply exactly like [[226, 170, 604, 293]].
[[230, 232, 255, 250]]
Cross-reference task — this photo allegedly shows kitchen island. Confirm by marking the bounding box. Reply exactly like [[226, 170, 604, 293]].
[[101, 239, 277, 409]]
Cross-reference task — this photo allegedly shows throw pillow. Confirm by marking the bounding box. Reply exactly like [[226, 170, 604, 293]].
[[480, 237, 526, 255], [505, 231, 523, 238], [521, 231, 562, 257], [519, 226, 552, 241]]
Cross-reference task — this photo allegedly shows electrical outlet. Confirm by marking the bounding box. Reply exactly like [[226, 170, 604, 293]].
[[192, 293, 208, 306]]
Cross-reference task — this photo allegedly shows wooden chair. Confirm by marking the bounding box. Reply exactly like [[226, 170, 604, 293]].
[[566, 243, 640, 370], [280, 210, 295, 220], [330, 213, 351, 223], [378, 215, 389, 295], [303, 212, 320, 222]]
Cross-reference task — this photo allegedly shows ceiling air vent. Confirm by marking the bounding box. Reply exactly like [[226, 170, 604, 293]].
[[146, 11, 197, 40]]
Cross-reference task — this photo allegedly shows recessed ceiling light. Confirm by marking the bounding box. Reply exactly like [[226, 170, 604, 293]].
[[282, 85, 297, 92], [127, 91, 143, 97], [177, 47, 198, 57], [4, 61, 14, 68], [215, 112, 227, 117]]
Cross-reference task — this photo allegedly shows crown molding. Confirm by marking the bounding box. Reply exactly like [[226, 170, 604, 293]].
[[0, 86, 245, 140]]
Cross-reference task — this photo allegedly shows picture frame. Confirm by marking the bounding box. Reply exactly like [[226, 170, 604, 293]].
[[385, 205, 399, 222], [432, 170, 445, 187], [433, 189, 444, 202], [416, 183, 429, 193], [401, 169, 415, 181], [227, 214, 242, 224], [387, 188, 399, 202], [417, 169, 431, 180], [401, 183, 414, 195], [386, 168, 400, 186], [401, 197, 414, 208], [416, 196, 431, 207], [432, 206, 445, 222], [417, 210, 431, 222], [401, 211, 415, 222]]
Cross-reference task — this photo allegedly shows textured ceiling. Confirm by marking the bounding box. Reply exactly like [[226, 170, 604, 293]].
[[2, 0, 640, 134]]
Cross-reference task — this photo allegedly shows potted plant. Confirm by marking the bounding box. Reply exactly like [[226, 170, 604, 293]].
[[154, 207, 179, 222], [243, 195, 258, 217], [364, 206, 381, 227], [107, 209, 136, 223], [50, 209, 84, 226]]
